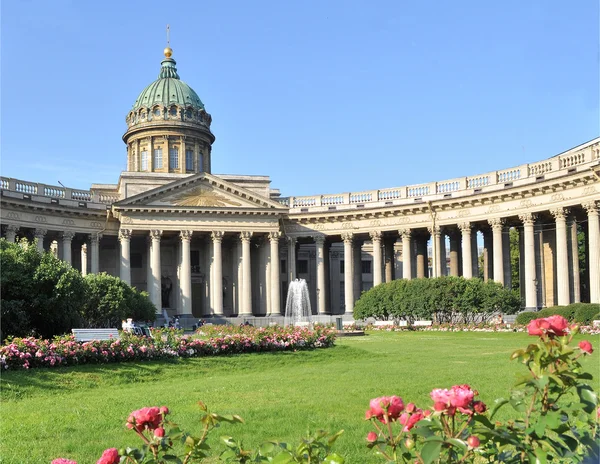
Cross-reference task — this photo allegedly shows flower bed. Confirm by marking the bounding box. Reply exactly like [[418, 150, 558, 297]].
[[364, 322, 600, 335], [0, 326, 336, 370]]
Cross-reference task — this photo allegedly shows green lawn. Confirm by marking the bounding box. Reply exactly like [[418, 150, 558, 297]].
[[1, 331, 598, 464]]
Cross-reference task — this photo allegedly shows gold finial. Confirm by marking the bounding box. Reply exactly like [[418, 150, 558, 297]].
[[164, 24, 173, 58]]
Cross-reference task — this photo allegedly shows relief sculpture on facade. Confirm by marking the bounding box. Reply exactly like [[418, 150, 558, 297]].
[[170, 185, 241, 207]]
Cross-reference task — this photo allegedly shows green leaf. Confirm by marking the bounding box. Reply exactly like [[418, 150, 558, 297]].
[[162, 455, 183, 463], [220, 436, 237, 448], [577, 384, 598, 413], [323, 453, 345, 464], [533, 447, 548, 464], [534, 414, 547, 438], [490, 398, 509, 418], [271, 451, 293, 464], [220, 450, 237, 461], [421, 440, 442, 464], [259, 442, 275, 455], [446, 437, 467, 451]]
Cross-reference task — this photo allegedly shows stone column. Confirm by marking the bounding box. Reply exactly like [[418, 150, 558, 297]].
[[118, 229, 131, 284], [34, 228, 47, 253], [502, 228, 512, 289], [353, 240, 362, 300], [180, 230, 193, 315], [240, 232, 253, 315], [489, 218, 505, 286], [150, 230, 162, 310], [342, 232, 354, 314], [269, 232, 282, 315], [211, 231, 224, 315], [550, 208, 570, 306], [60, 231, 75, 265], [482, 227, 493, 281], [471, 230, 479, 278], [459, 223, 473, 278], [400, 229, 412, 280], [180, 136, 186, 173], [90, 233, 101, 274], [583, 202, 600, 304], [5, 224, 18, 242], [449, 230, 460, 277], [384, 237, 395, 282], [315, 235, 327, 314], [429, 226, 441, 278], [415, 234, 428, 278], [568, 219, 580, 303], [519, 213, 538, 310], [287, 237, 297, 284], [370, 231, 383, 286], [81, 243, 88, 276]]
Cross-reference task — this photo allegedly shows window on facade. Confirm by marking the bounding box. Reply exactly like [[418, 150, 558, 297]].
[[198, 152, 205, 172], [297, 259, 308, 274], [280, 259, 287, 274], [340, 260, 344, 274], [191, 250, 200, 273], [186, 149, 194, 171], [154, 108, 161, 117], [141, 150, 148, 171], [170, 106, 178, 117], [169, 147, 179, 169], [362, 260, 372, 274], [154, 148, 163, 168]]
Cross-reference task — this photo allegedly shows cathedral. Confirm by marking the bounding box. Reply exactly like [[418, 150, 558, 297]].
[[2, 46, 599, 326]]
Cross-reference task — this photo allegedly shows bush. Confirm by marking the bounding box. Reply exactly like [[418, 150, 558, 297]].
[[83, 273, 155, 328], [355, 277, 521, 323], [0, 239, 86, 339], [515, 311, 540, 325], [572, 303, 600, 325]]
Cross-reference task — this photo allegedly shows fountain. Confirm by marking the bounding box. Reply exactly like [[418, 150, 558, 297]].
[[284, 279, 312, 327]]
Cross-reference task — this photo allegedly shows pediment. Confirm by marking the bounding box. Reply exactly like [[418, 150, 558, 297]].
[[113, 172, 287, 212]]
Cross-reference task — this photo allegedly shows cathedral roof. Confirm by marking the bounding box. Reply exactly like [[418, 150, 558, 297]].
[[131, 48, 204, 111]]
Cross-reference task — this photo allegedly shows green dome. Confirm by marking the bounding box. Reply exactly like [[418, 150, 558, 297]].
[[131, 56, 204, 111]]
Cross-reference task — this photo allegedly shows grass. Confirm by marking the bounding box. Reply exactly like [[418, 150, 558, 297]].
[[1, 331, 598, 463]]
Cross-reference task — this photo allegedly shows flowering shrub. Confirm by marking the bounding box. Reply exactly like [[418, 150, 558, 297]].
[[53, 402, 344, 464], [364, 316, 599, 463], [0, 326, 336, 370]]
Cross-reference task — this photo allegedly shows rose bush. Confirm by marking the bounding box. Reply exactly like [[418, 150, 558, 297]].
[[0, 326, 336, 370]]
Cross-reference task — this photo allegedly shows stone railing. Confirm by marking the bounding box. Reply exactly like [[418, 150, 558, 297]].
[[278, 140, 600, 210], [0, 177, 117, 207]]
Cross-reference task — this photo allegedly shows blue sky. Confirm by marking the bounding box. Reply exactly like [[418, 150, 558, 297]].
[[1, 1, 598, 197]]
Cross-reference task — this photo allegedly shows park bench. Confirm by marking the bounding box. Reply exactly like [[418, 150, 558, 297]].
[[373, 321, 395, 327], [294, 321, 311, 327], [72, 328, 120, 342], [413, 320, 433, 327]]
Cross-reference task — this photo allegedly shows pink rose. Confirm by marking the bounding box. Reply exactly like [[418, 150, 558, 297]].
[[366, 431, 378, 442], [467, 436, 480, 448], [450, 385, 474, 409], [365, 396, 404, 423], [546, 316, 568, 336], [473, 401, 487, 414], [400, 411, 424, 432], [126, 406, 165, 432], [96, 448, 120, 464], [52, 460, 78, 464], [527, 319, 544, 336], [579, 340, 593, 354], [154, 427, 165, 438]]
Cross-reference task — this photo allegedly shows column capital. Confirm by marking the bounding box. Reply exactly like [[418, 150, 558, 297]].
[[90, 232, 103, 244], [341, 232, 354, 243], [583, 201, 599, 215], [519, 212, 538, 226], [427, 225, 441, 236], [313, 234, 326, 245], [369, 230, 382, 241], [211, 231, 224, 242], [34, 228, 47, 239], [488, 218, 505, 231], [287, 236, 297, 246], [239, 231, 253, 242], [118, 229, 132, 241], [150, 229, 163, 240], [180, 230, 193, 241], [398, 228, 411, 239], [458, 222, 471, 233], [268, 231, 282, 242], [550, 207, 569, 220], [6, 224, 19, 234]]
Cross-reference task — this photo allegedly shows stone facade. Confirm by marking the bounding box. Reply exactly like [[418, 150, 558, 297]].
[[2, 49, 599, 324]]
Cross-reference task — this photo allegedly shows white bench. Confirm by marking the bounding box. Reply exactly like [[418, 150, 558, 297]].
[[342, 321, 356, 327], [413, 320, 433, 327], [397, 321, 408, 327], [294, 321, 310, 327], [373, 321, 395, 327], [72, 328, 120, 342]]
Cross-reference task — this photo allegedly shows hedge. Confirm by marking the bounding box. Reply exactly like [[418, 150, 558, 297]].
[[515, 303, 600, 325]]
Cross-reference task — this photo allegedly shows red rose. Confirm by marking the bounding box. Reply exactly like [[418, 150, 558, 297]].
[[366, 431, 378, 442], [467, 436, 480, 448], [546, 315, 568, 336], [473, 401, 487, 414], [52, 460, 78, 464], [366, 396, 404, 423], [96, 448, 120, 464], [154, 427, 165, 438], [579, 340, 594, 354], [527, 319, 544, 336]]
